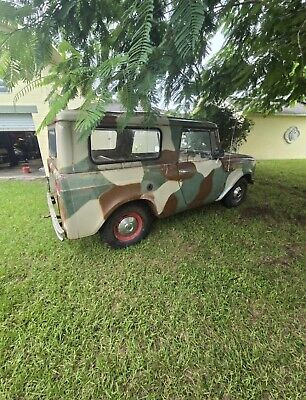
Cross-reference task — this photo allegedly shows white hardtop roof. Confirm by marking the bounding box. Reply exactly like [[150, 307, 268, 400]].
[[53, 108, 217, 129]]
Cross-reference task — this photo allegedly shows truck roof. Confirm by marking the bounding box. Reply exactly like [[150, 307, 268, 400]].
[[52, 110, 217, 130]]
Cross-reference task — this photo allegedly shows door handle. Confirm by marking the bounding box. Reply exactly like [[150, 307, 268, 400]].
[[178, 162, 197, 181], [162, 164, 179, 181]]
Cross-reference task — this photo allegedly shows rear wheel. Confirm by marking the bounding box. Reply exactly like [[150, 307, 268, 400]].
[[100, 203, 153, 249], [222, 178, 248, 208]]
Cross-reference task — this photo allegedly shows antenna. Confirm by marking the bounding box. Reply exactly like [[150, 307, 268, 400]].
[[227, 118, 237, 172]]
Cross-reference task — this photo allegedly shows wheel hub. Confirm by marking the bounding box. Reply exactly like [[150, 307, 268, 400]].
[[117, 216, 138, 236], [233, 186, 243, 200]]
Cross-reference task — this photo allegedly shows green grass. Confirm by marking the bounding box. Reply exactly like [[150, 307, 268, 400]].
[[0, 160, 305, 399]]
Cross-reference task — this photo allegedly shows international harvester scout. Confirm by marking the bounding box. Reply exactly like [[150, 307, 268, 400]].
[[47, 111, 255, 248]]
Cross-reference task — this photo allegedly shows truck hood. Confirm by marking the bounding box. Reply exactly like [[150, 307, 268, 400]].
[[223, 152, 255, 161]]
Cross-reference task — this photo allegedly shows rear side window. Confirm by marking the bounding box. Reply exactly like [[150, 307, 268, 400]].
[[48, 128, 57, 158], [90, 128, 161, 163], [91, 130, 117, 151]]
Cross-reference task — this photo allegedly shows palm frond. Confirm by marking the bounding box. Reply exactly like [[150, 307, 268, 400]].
[[75, 92, 112, 138], [125, 0, 154, 73], [171, 0, 206, 59], [38, 88, 75, 133], [13, 76, 45, 103]]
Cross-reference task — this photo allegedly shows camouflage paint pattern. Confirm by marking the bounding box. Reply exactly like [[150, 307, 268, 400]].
[[48, 111, 256, 240]]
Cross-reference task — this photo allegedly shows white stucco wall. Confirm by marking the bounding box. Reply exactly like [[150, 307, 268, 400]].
[[239, 114, 306, 160]]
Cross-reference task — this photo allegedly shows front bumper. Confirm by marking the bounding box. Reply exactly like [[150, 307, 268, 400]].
[[249, 175, 255, 184], [47, 192, 65, 241]]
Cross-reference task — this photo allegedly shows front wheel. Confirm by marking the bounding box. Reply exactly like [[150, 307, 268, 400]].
[[222, 178, 248, 208], [100, 203, 153, 249]]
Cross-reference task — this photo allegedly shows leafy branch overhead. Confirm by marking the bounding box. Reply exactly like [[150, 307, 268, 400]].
[[0, 0, 305, 132], [202, 0, 306, 113], [0, 0, 218, 131]]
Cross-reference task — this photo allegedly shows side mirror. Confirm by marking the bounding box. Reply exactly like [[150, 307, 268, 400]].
[[213, 149, 225, 159]]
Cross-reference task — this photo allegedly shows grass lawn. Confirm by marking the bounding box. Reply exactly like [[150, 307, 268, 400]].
[[0, 160, 305, 399]]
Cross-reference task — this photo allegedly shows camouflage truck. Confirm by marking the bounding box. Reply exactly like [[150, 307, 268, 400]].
[[47, 111, 255, 248]]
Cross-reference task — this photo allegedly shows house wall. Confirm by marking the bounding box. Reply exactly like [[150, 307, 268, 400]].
[[239, 115, 306, 160]]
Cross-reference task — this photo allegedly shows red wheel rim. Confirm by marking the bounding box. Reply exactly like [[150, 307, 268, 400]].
[[113, 211, 143, 242]]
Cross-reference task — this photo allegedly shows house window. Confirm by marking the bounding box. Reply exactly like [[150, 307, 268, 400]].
[[0, 79, 9, 93]]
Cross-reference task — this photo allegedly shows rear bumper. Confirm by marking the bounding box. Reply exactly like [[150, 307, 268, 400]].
[[47, 192, 65, 241]]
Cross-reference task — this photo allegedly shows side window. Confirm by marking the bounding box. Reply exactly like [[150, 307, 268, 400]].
[[90, 128, 161, 163], [48, 128, 57, 158], [0, 79, 9, 93], [91, 130, 117, 150], [210, 129, 221, 155], [132, 130, 160, 155], [180, 130, 213, 161]]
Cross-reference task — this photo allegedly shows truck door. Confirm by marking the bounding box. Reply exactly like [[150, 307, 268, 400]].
[[178, 129, 226, 208]]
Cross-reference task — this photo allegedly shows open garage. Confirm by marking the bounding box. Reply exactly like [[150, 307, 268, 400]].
[[0, 105, 41, 169]]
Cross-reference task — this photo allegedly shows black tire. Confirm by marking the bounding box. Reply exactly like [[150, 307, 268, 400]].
[[222, 178, 248, 208], [100, 203, 153, 249]]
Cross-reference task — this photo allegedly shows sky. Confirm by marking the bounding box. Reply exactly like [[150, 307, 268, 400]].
[[159, 30, 225, 110], [205, 30, 225, 63]]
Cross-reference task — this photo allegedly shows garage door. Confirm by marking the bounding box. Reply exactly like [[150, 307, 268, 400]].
[[0, 113, 36, 132]]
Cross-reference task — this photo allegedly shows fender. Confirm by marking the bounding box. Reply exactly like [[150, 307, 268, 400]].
[[216, 169, 245, 201]]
